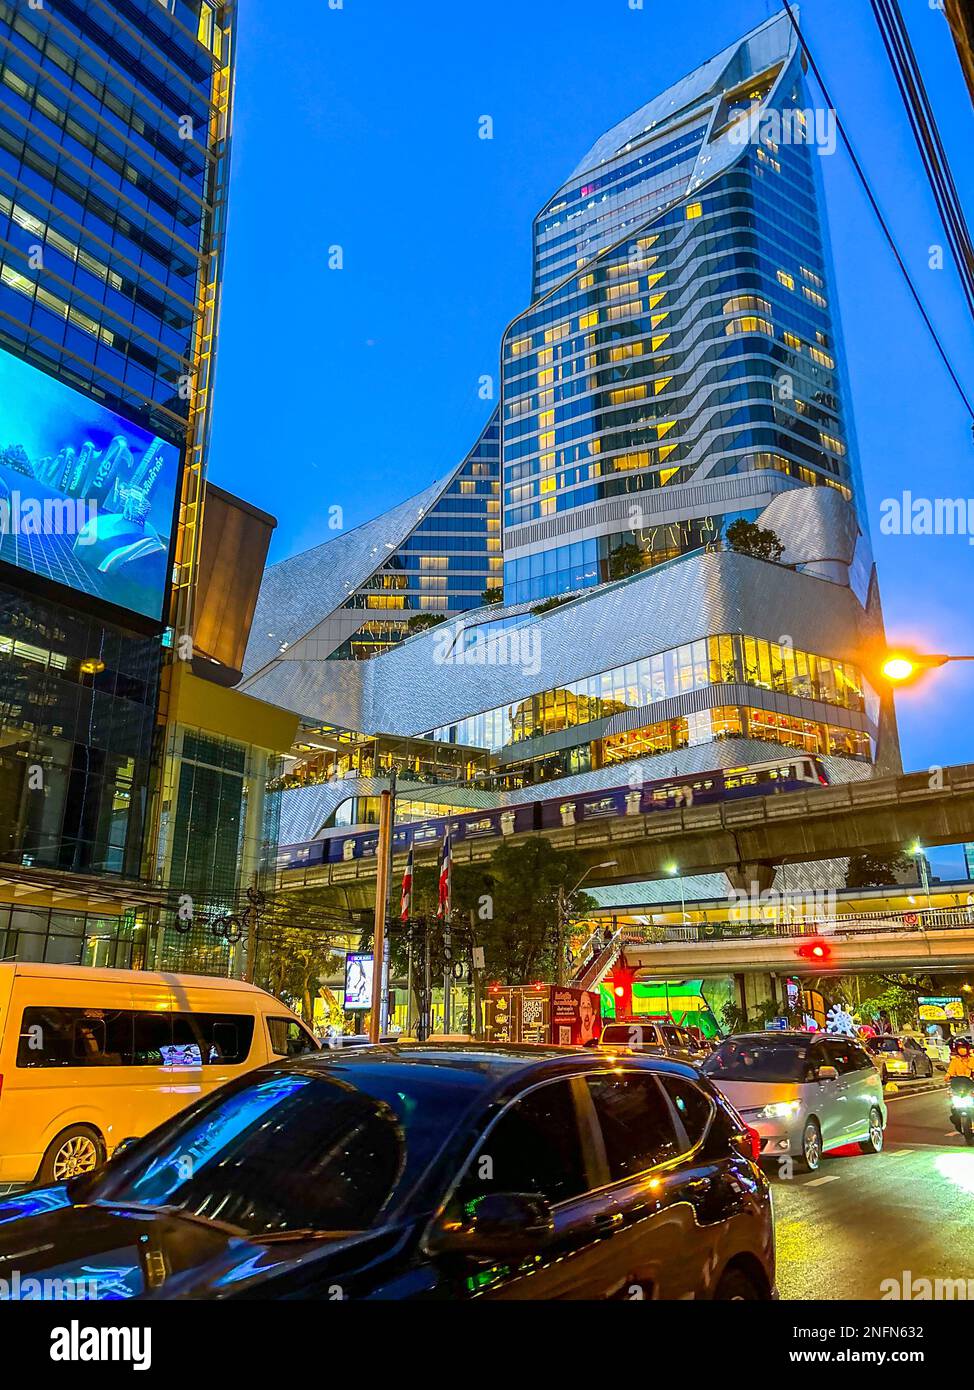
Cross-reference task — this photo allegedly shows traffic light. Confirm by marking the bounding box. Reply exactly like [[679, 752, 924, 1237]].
[[796, 939, 832, 965], [607, 963, 634, 1016]]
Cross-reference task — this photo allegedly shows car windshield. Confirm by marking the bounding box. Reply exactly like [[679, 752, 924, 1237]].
[[601, 1024, 656, 1046], [871, 1038, 908, 1053], [84, 1066, 482, 1238], [703, 1039, 812, 1082]]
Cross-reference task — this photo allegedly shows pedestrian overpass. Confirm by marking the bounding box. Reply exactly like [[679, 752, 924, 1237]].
[[578, 904, 974, 983]]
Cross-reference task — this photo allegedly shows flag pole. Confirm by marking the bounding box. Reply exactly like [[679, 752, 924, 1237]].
[[369, 782, 393, 1044]]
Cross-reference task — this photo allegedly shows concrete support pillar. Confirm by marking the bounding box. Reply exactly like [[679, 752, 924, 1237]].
[[726, 862, 777, 895]]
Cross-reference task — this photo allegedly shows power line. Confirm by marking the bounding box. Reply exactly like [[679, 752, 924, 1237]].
[[781, 0, 974, 422], [870, 0, 974, 319]]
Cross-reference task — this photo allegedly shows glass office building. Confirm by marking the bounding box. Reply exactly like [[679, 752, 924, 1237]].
[[243, 411, 501, 681], [0, 0, 234, 875], [500, 13, 863, 606]]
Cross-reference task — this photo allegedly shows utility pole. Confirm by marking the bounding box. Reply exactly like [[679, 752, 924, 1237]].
[[556, 886, 567, 986], [369, 783, 393, 1044], [379, 768, 397, 1035], [420, 917, 432, 1041], [442, 921, 452, 1034]]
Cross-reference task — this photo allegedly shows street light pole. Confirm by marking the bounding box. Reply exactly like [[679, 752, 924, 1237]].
[[559, 861, 618, 983], [880, 651, 974, 684]]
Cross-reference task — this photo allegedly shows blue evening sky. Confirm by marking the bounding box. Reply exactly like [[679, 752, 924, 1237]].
[[208, 0, 974, 827]]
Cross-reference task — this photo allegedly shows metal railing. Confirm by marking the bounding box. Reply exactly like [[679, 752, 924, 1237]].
[[637, 903, 974, 946]]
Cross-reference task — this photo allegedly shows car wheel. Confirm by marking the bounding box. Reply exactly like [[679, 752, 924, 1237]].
[[37, 1125, 104, 1186], [714, 1267, 766, 1300], [858, 1107, 884, 1154], [797, 1118, 822, 1172]]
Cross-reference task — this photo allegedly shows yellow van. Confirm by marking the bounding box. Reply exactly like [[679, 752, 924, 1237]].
[[0, 963, 319, 1186]]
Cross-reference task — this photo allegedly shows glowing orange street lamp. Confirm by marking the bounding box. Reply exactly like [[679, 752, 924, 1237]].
[[879, 651, 974, 685]]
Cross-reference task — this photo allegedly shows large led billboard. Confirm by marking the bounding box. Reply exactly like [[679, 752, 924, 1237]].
[[0, 349, 181, 623]]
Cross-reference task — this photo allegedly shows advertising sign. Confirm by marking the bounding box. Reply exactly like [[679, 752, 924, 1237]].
[[550, 987, 601, 1045], [484, 987, 515, 1043], [343, 952, 374, 1011], [918, 996, 965, 1022], [0, 348, 181, 622]]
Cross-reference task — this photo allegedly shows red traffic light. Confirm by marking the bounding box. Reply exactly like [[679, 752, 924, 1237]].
[[796, 939, 831, 963]]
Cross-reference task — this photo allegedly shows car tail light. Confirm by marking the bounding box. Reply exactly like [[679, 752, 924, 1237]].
[[744, 1124, 761, 1161]]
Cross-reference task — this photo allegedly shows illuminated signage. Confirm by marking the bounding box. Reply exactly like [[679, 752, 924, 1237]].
[[344, 952, 374, 1010], [0, 349, 181, 622]]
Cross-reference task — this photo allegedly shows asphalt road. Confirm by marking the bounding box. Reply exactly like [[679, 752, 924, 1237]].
[[773, 1085, 974, 1300]]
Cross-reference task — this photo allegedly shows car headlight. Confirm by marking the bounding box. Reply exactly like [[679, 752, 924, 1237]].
[[758, 1100, 801, 1119]]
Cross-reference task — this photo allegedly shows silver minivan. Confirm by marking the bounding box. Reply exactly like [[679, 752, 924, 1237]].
[[599, 1020, 709, 1067], [703, 1032, 887, 1172]]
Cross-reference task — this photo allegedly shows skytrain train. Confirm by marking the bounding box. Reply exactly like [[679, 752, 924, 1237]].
[[277, 755, 830, 871]]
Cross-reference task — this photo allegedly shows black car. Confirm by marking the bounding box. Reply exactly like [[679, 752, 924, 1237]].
[[0, 1044, 776, 1300]]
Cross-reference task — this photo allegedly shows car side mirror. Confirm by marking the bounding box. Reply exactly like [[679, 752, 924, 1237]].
[[817, 1065, 839, 1081], [425, 1192, 554, 1260]]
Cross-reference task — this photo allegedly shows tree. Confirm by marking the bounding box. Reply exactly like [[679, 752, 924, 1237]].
[[607, 541, 646, 581], [370, 841, 599, 986], [845, 852, 912, 889], [726, 518, 785, 563], [405, 612, 446, 633], [247, 887, 351, 1023], [531, 595, 573, 615], [481, 586, 504, 605]]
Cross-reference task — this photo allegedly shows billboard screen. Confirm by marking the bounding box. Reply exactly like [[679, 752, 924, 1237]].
[[0, 349, 181, 622], [344, 953, 374, 1011]]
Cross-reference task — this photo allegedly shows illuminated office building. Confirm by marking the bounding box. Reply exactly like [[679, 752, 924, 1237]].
[[500, 12, 868, 606], [0, 0, 234, 961], [244, 13, 899, 867]]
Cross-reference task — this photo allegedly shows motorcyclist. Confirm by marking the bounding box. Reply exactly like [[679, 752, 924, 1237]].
[[947, 1040, 974, 1080]]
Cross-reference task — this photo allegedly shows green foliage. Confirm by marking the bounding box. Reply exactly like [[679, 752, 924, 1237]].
[[481, 586, 504, 605], [250, 889, 349, 1023], [374, 840, 598, 984], [845, 852, 912, 889], [531, 595, 573, 615], [607, 541, 646, 581], [405, 613, 446, 633], [726, 518, 785, 563]]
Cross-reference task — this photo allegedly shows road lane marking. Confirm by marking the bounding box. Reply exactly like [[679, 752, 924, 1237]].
[[885, 1148, 913, 1156], [806, 1175, 841, 1186]]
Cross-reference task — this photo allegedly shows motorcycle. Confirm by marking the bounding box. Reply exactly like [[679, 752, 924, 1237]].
[[949, 1077, 974, 1145]]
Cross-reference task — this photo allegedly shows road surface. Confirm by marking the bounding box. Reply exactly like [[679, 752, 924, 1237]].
[[774, 1085, 974, 1299]]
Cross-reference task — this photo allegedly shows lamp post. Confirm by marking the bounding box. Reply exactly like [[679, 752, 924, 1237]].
[[910, 840, 932, 914], [666, 862, 687, 926], [557, 860, 618, 984], [879, 651, 974, 685]]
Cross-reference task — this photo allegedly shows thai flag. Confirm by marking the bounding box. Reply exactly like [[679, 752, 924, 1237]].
[[436, 833, 452, 920], [400, 847, 414, 922]]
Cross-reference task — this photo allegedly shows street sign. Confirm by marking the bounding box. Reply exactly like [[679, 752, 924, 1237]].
[[765, 1017, 789, 1030]]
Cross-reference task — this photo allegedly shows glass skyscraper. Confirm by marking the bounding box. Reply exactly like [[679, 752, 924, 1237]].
[[0, 0, 234, 902], [501, 14, 864, 606]]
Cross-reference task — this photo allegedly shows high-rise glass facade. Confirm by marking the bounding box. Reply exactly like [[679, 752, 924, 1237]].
[[329, 412, 502, 659], [0, 0, 234, 874], [500, 15, 861, 606]]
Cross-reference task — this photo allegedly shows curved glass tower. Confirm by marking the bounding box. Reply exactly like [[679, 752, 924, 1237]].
[[501, 13, 866, 606]]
